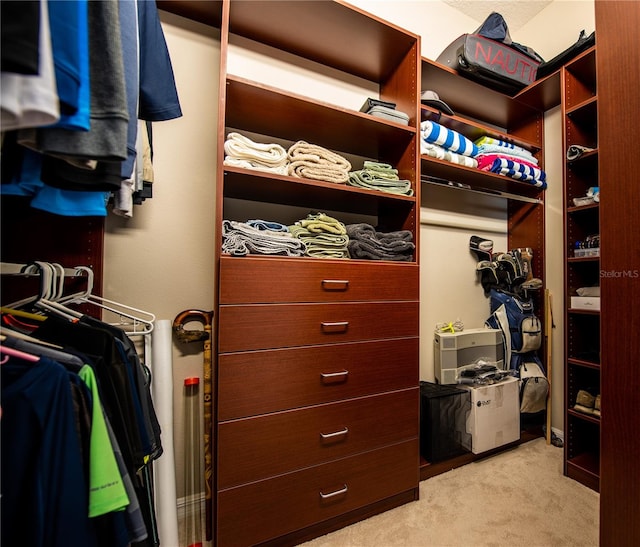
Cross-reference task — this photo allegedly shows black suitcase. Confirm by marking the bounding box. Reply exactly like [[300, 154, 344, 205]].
[[436, 12, 543, 95], [536, 30, 595, 79], [436, 33, 540, 95]]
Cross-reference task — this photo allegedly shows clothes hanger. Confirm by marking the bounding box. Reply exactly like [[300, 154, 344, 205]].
[[57, 266, 156, 335], [3, 261, 54, 310], [0, 344, 40, 363], [0, 326, 63, 349]]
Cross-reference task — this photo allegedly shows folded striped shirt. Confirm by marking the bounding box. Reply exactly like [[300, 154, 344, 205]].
[[420, 120, 478, 157]]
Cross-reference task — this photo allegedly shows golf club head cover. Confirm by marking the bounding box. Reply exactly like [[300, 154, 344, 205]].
[[476, 260, 499, 295], [469, 235, 493, 262]]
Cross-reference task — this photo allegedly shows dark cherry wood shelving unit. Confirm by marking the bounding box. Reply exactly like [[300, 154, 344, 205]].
[[561, 45, 601, 493]]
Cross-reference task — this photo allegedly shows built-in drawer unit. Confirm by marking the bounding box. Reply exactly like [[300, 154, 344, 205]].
[[217, 439, 419, 546], [218, 388, 418, 488], [218, 337, 419, 420], [218, 301, 419, 353], [219, 256, 419, 304]]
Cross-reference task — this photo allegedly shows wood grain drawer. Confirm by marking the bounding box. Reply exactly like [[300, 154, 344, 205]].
[[218, 337, 418, 420], [219, 256, 419, 304], [217, 439, 419, 547], [218, 388, 418, 488], [218, 301, 418, 353]]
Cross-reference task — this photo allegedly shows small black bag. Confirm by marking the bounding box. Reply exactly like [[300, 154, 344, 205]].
[[536, 30, 595, 79]]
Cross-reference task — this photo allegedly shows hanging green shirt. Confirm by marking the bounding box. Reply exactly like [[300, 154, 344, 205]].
[[79, 364, 130, 517]]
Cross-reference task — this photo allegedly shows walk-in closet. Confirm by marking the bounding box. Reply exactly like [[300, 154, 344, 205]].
[[1, 1, 638, 546]]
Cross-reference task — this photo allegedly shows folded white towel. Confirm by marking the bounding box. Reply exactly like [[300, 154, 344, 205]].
[[224, 132, 288, 170]]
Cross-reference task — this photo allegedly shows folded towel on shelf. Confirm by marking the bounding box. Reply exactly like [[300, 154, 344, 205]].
[[297, 212, 347, 235], [246, 219, 289, 232], [346, 223, 415, 261], [223, 132, 289, 175], [475, 143, 538, 164], [567, 144, 596, 161], [476, 153, 540, 171], [289, 212, 350, 258], [347, 161, 414, 196], [420, 120, 478, 157], [420, 141, 478, 168], [287, 141, 351, 184], [222, 219, 306, 257], [477, 154, 547, 188], [475, 136, 526, 150]]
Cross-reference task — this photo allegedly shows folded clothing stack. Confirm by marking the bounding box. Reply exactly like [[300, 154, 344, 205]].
[[287, 141, 351, 184], [420, 120, 478, 167], [221, 219, 306, 257], [288, 212, 350, 259], [475, 136, 547, 189], [359, 97, 410, 126], [223, 132, 289, 175], [346, 223, 415, 261], [347, 161, 413, 196]]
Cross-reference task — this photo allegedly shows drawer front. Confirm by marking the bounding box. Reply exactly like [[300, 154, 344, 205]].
[[217, 439, 418, 547], [218, 388, 418, 489], [218, 301, 419, 353], [219, 256, 419, 304], [218, 337, 419, 420]]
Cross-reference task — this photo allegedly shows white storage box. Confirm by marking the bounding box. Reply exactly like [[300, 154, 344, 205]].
[[571, 296, 601, 311], [459, 376, 520, 454]]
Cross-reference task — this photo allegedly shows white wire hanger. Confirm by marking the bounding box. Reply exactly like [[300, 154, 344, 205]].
[[57, 266, 156, 335], [2, 261, 155, 335]]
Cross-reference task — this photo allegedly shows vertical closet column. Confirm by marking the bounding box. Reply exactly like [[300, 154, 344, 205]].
[[212, 1, 421, 544]]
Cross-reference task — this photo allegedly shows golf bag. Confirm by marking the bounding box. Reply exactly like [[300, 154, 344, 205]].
[[485, 289, 548, 413]]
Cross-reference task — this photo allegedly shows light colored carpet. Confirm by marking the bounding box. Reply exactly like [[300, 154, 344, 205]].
[[300, 438, 599, 547]]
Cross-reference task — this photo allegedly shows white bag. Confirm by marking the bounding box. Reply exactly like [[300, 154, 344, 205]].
[[519, 361, 549, 413]]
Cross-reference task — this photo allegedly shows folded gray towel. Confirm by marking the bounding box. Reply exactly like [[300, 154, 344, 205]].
[[346, 223, 415, 261], [222, 220, 306, 257]]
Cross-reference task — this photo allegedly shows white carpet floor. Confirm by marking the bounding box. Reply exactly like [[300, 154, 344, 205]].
[[301, 438, 599, 547]]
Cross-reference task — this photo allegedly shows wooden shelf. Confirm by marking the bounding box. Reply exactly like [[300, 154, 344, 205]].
[[420, 57, 552, 131], [421, 106, 541, 153], [225, 76, 416, 164], [563, 46, 600, 493], [420, 156, 545, 199], [222, 167, 416, 226], [568, 408, 601, 424]]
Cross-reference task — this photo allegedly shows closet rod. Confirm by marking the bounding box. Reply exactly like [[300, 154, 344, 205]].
[[420, 177, 543, 205]]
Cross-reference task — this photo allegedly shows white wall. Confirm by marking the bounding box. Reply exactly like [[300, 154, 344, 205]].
[[102, 0, 595, 498], [104, 14, 219, 499]]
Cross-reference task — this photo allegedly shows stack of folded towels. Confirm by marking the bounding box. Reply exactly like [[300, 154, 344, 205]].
[[420, 120, 479, 167], [347, 161, 413, 196], [289, 212, 350, 259], [222, 219, 306, 257], [346, 223, 415, 261], [474, 136, 547, 188], [287, 141, 351, 184], [223, 132, 289, 175]]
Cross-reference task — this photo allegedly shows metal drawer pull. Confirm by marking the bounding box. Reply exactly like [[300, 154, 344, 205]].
[[320, 427, 349, 440], [320, 370, 349, 382], [319, 484, 348, 500], [321, 321, 349, 333], [321, 279, 350, 291]]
